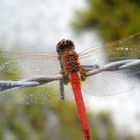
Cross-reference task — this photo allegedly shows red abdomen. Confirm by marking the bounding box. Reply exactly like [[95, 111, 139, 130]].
[[71, 73, 92, 140]]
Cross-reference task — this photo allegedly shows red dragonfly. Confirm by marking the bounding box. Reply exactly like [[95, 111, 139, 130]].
[[0, 32, 140, 140]]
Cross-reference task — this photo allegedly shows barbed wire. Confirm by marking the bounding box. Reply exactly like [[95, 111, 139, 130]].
[[0, 59, 140, 91], [86, 59, 140, 76], [0, 76, 61, 91]]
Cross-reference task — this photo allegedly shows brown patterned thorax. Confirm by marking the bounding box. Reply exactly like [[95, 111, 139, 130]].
[[62, 50, 80, 74]]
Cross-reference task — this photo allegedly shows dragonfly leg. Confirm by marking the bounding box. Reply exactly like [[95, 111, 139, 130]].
[[60, 69, 70, 85], [63, 75, 70, 85], [59, 79, 65, 100], [80, 64, 101, 77], [80, 71, 87, 81], [79, 66, 88, 81]]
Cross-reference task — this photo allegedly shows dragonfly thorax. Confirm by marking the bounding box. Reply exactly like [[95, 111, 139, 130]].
[[60, 50, 83, 84], [63, 50, 80, 73]]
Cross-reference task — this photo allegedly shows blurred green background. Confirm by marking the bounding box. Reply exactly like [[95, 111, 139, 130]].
[[0, 0, 140, 140], [72, 0, 140, 41]]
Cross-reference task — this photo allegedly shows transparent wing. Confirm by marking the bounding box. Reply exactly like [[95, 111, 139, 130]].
[[81, 70, 140, 96], [0, 51, 61, 79], [63, 83, 75, 100], [0, 51, 82, 104], [79, 32, 140, 65], [0, 80, 61, 104], [79, 32, 140, 96], [0, 75, 76, 104], [0, 51, 62, 104]]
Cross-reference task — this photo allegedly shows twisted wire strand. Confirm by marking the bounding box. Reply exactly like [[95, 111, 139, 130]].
[[0, 59, 140, 91], [0, 76, 61, 91], [85, 59, 140, 76]]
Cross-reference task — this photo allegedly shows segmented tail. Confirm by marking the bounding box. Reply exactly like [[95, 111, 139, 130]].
[[71, 73, 92, 140]]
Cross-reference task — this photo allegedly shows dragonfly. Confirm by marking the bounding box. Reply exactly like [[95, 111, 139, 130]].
[[0, 32, 140, 140]]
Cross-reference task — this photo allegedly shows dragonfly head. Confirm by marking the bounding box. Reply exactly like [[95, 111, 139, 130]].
[[56, 39, 75, 54]]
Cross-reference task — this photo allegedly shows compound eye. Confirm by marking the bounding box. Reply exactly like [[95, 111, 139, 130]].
[[67, 40, 75, 50], [56, 39, 75, 54], [60, 39, 66, 46], [57, 47, 61, 54]]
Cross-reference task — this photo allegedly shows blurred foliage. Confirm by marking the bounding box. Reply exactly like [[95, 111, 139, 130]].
[[105, 32, 140, 61], [0, 47, 21, 80], [0, 105, 140, 140], [72, 0, 140, 41]]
